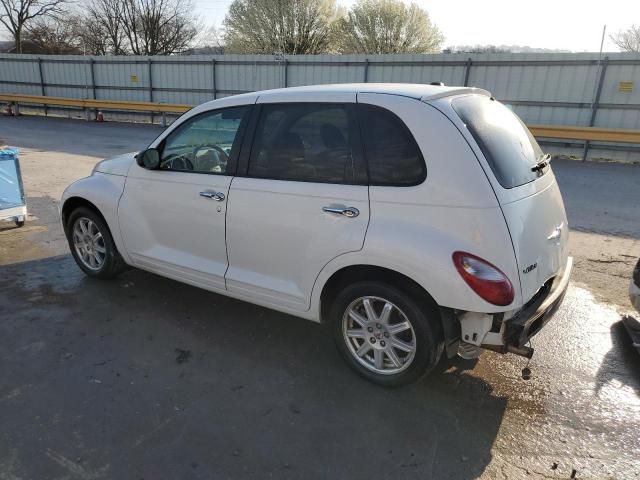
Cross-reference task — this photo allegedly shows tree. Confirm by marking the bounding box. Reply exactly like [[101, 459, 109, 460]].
[[120, 0, 199, 55], [23, 15, 80, 53], [80, 0, 128, 55], [335, 0, 443, 54], [0, 0, 69, 53], [223, 0, 339, 54], [611, 25, 640, 52]]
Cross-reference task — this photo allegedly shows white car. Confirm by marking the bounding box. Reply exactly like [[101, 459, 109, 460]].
[[61, 84, 572, 386], [631, 258, 640, 313]]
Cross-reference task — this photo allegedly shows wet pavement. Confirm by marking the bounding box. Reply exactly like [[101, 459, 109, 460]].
[[1, 116, 640, 479]]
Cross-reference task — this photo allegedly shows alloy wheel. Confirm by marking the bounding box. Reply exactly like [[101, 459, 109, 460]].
[[342, 296, 417, 375], [72, 217, 106, 271]]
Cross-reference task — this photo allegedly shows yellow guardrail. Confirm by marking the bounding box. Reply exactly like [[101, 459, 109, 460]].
[[2, 94, 640, 144], [528, 124, 640, 144], [0, 94, 190, 114]]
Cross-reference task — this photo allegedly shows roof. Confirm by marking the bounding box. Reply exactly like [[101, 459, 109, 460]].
[[196, 83, 491, 113], [254, 83, 491, 101]]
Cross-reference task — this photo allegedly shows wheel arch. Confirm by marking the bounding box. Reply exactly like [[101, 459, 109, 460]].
[[60, 173, 130, 264], [317, 264, 455, 342], [61, 197, 106, 233]]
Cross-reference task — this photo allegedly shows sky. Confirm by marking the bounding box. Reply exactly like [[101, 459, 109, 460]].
[[195, 0, 640, 52], [0, 0, 637, 51]]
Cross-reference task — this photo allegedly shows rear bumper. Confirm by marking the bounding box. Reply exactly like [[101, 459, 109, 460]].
[[504, 256, 573, 348]]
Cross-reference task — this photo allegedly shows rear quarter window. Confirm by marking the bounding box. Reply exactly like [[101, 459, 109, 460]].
[[358, 104, 426, 186], [452, 95, 546, 189]]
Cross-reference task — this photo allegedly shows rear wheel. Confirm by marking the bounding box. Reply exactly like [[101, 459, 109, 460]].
[[330, 281, 442, 387], [66, 207, 125, 279]]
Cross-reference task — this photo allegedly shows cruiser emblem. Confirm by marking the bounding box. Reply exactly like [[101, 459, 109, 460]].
[[522, 263, 537, 274]]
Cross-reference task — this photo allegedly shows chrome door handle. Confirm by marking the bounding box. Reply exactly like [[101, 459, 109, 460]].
[[547, 222, 564, 241], [199, 191, 225, 201], [322, 206, 360, 218]]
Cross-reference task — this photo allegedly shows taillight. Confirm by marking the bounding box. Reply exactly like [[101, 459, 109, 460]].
[[452, 251, 514, 306]]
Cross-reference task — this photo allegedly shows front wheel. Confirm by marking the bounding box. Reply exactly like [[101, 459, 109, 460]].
[[330, 281, 443, 387], [66, 207, 125, 279]]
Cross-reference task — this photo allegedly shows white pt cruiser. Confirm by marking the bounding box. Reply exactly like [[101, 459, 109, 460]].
[[61, 84, 572, 386]]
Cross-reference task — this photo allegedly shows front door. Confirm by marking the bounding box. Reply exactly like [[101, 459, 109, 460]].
[[119, 106, 249, 291], [225, 98, 370, 311]]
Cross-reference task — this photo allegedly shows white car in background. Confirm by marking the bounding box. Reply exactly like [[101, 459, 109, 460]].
[[630, 258, 640, 312], [60, 84, 572, 386], [623, 258, 640, 354]]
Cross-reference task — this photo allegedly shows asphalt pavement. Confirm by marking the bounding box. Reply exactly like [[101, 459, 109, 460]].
[[0, 115, 639, 479]]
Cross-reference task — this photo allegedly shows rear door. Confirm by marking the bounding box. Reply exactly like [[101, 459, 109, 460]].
[[225, 95, 369, 312], [450, 95, 569, 303]]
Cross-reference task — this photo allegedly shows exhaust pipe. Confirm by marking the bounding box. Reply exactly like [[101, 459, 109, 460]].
[[481, 343, 534, 359], [507, 345, 534, 358]]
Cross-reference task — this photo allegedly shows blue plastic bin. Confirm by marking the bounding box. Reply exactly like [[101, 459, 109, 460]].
[[0, 146, 27, 227]]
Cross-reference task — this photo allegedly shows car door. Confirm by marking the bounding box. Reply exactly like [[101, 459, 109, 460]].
[[118, 105, 250, 291], [225, 96, 370, 312]]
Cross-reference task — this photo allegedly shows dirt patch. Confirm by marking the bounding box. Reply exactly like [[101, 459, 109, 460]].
[[569, 230, 639, 311]]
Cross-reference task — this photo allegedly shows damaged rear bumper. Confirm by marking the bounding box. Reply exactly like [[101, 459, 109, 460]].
[[482, 256, 573, 359], [505, 256, 572, 348], [442, 257, 573, 359]]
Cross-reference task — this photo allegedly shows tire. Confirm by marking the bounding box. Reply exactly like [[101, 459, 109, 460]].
[[330, 281, 443, 387], [65, 206, 126, 279], [15, 218, 25, 227]]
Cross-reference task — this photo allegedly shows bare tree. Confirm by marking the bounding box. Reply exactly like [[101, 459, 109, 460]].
[[611, 25, 640, 52], [80, 0, 127, 55], [223, 0, 339, 54], [23, 15, 80, 53], [335, 0, 443, 54], [0, 0, 69, 53], [121, 0, 198, 55]]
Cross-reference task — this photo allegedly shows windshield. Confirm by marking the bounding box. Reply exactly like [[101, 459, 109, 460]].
[[452, 95, 545, 189]]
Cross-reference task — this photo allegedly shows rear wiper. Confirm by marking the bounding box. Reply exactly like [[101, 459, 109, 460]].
[[531, 153, 551, 172]]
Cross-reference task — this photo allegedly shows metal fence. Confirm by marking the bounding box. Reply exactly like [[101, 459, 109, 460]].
[[1, 52, 640, 161]]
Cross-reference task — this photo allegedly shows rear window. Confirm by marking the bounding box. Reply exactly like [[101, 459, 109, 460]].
[[452, 95, 546, 189]]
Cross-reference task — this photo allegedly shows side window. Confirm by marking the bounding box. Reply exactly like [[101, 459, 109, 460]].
[[248, 104, 355, 183], [358, 104, 426, 186], [160, 106, 247, 174]]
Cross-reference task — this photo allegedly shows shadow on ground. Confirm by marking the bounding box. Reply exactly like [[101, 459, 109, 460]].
[[0, 255, 505, 479], [595, 317, 640, 398]]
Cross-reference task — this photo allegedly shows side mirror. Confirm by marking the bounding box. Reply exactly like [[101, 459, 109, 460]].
[[136, 148, 160, 169]]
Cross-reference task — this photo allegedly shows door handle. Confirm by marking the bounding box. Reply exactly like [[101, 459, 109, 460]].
[[322, 206, 360, 218], [547, 222, 564, 241], [199, 191, 225, 201]]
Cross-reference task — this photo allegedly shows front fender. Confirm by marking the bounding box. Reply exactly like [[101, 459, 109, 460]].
[[61, 173, 130, 264]]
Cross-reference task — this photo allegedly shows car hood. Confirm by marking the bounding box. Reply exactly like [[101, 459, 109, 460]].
[[93, 152, 137, 176]]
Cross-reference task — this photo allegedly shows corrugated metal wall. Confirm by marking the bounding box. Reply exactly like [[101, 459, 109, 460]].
[[1, 52, 639, 160]]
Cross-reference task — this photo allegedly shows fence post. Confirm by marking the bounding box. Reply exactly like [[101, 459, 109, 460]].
[[283, 59, 288, 88], [582, 56, 609, 161], [89, 58, 96, 99], [463, 57, 472, 87], [88, 58, 96, 121], [147, 58, 154, 124], [363, 58, 369, 83], [37, 57, 47, 116], [212, 58, 216, 99]]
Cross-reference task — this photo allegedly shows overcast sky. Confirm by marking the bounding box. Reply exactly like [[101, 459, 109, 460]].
[[0, 0, 636, 52], [196, 0, 639, 52]]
